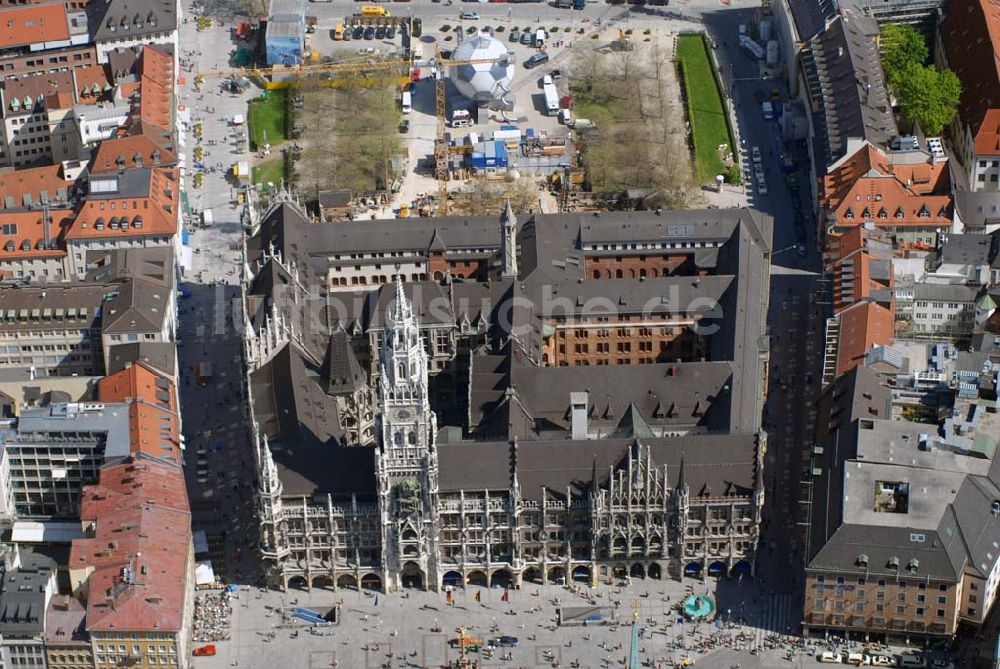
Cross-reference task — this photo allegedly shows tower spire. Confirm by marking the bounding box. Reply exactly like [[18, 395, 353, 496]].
[[500, 199, 518, 279]]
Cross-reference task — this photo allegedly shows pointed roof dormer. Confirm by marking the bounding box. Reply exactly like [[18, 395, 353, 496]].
[[428, 227, 447, 253]]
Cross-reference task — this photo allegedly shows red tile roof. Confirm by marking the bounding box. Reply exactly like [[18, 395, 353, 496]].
[[98, 363, 181, 464], [66, 167, 179, 240], [0, 164, 74, 208], [0, 209, 73, 260], [137, 45, 172, 129], [70, 459, 190, 634], [90, 135, 177, 174], [824, 227, 895, 314], [73, 64, 112, 103], [0, 2, 69, 49], [819, 142, 953, 230], [835, 301, 894, 377], [974, 109, 1000, 157], [940, 0, 1000, 138]]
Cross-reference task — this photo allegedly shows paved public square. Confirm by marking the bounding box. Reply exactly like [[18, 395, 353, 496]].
[[192, 575, 814, 669]]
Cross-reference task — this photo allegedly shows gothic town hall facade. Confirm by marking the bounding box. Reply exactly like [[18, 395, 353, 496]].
[[242, 197, 772, 592]]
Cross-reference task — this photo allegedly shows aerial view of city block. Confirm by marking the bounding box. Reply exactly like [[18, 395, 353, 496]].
[[0, 0, 998, 665]]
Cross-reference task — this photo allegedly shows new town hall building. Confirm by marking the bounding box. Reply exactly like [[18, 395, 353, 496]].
[[240, 197, 773, 591]]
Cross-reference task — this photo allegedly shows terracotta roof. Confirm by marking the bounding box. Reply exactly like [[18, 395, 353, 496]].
[[820, 142, 953, 230], [73, 64, 112, 103], [0, 164, 74, 209], [940, 0, 1000, 137], [90, 135, 176, 174], [825, 226, 895, 313], [0, 2, 69, 49], [66, 167, 179, 240], [70, 459, 190, 634], [0, 209, 73, 260], [137, 45, 172, 129], [974, 109, 1000, 157], [835, 301, 894, 377], [98, 363, 181, 464]]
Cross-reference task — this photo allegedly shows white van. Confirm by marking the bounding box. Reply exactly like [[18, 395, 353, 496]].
[[817, 652, 842, 663], [450, 109, 472, 128], [401, 91, 412, 114]]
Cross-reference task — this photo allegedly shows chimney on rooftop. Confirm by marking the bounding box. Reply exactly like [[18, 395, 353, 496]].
[[570, 391, 589, 440]]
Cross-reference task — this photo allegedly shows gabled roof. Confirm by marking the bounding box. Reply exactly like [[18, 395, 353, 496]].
[[835, 300, 894, 377], [87, 0, 177, 43], [90, 134, 176, 174], [0, 164, 75, 210], [136, 44, 172, 128], [66, 167, 178, 240], [801, 15, 895, 164], [974, 109, 1000, 157], [0, 2, 70, 49], [940, 0, 1000, 138], [99, 276, 170, 334], [71, 459, 189, 633], [98, 362, 181, 464], [0, 209, 73, 262], [820, 141, 952, 229]]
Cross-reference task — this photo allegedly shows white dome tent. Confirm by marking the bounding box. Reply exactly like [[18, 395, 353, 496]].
[[450, 32, 515, 104]]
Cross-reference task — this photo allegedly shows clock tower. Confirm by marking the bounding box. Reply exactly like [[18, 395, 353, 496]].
[[376, 277, 440, 591]]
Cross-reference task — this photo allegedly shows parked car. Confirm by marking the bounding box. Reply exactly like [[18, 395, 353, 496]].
[[520, 31, 533, 45], [524, 52, 549, 68], [364, 26, 375, 39], [375, 26, 386, 39], [460, 10, 479, 18], [398, 119, 410, 133], [386, 26, 396, 38], [869, 656, 895, 667], [352, 26, 364, 39], [497, 636, 519, 647], [751, 146, 761, 163], [550, 68, 562, 79], [509, 29, 520, 42], [817, 652, 842, 664]]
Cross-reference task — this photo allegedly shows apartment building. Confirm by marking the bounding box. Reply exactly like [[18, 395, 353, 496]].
[[0, 247, 174, 378], [86, 0, 178, 64], [910, 283, 979, 337], [0, 551, 57, 669], [0, 283, 108, 377], [69, 458, 192, 669], [0, 400, 131, 518], [64, 166, 179, 277], [0, 163, 77, 280], [819, 141, 953, 246], [938, 0, 1000, 193], [0, 45, 99, 81], [805, 344, 1000, 643], [822, 300, 895, 384], [824, 226, 895, 314], [45, 595, 93, 669]]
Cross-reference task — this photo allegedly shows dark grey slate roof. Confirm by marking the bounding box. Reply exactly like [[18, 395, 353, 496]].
[[955, 191, 1000, 233], [105, 342, 177, 379], [251, 342, 344, 449], [437, 433, 757, 501], [0, 553, 55, 637], [322, 329, 365, 394], [809, 524, 962, 581], [88, 0, 177, 43], [786, 0, 836, 42], [101, 276, 170, 334], [801, 15, 896, 165], [939, 234, 995, 267]]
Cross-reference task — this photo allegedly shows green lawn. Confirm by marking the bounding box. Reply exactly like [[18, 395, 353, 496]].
[[675, 34, 737, 183], [248, 90, 288, 150], [252, 157, 286, 186]]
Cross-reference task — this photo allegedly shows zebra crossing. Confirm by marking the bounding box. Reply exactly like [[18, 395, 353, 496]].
[[742, 593, 796, 648]]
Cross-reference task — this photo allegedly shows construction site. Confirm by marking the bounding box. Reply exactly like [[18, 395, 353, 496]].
[[193, 5, 709, 220]]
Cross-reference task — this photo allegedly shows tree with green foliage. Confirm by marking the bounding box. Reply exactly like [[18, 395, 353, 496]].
[[895, 63, 962, 136], [880, 24, 928, 90]]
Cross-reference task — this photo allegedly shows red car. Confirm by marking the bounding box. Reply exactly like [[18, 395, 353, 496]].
[[193, 645, 216, 657]]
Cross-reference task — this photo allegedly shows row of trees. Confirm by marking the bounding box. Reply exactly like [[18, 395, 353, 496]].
[[569, 43, 695, 206], [880, 24, 961, 136]]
